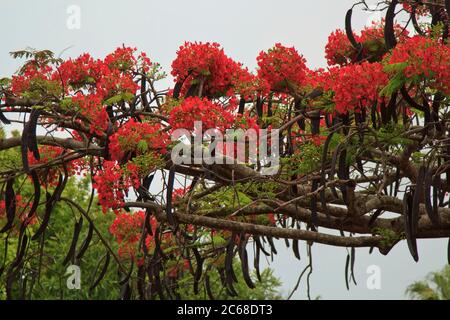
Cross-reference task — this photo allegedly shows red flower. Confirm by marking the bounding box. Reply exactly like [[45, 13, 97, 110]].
[[321, 62, 388, 114], [171, 42, 248, 97], [169, 97, 235, 133], [93, 160, 140, 213], [257, 43, 308, 93], [110, 210, 155, 264], [387, 35, 450, 95], [109, 119, 169, 162]]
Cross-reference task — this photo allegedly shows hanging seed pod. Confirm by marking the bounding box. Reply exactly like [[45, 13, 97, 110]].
[[192, 248, 204, 295], [350, 247, 357, 285], [310, 179, 319, 228], [254, 241, 262, 281], [256, 96, 263, 118], [173, 81, 183, 99], [344, 253, 350, 290], [411, 6, 425, 36], [345, 9, 361, 50], [266, 236, 278, 255], [0, 179, 16, 233], [425, 170, 440, 226], [137, 265, 146, 300], [225, 235, 238, 284], [32, 173, 67, 240], [89, 252, 111, 292], [293, 238, 301, 260], [411, 167, 426, 235], [404, 190, 419, 262], [238, 97, 246, 115], [384, 0, 399, 50], [62, 217, 83, 266], [238, 237, 255, 289], [76, 221, 94, 261], [254, 235, 270, 256], [166, 167, 177, 226], [432, 175, 442, 225]]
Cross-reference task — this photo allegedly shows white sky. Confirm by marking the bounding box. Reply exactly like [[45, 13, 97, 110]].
[[0, 0, 448, 299]]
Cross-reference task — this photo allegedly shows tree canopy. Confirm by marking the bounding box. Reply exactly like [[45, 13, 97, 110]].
[[0, 0, 449, 300]]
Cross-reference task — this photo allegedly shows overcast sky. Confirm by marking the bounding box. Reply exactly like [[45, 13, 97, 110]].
[[0, 0, 448, 300]]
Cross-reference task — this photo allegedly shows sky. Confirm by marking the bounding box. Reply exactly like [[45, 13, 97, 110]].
[[0, 0, 448, 300]]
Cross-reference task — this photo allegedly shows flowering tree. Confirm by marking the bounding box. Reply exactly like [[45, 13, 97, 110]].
[[0, 0, 449, 299]]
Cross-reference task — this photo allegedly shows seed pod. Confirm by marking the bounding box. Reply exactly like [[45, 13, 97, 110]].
[[27, 109, 41, 160], [89, 252, 111, 292], [32, 173, 66, 240], [266, 236, 278, 255], [238, 98, 246, 115], [350, 247, 357, 285], [384, 0, 398, 50], [344, 253, 350, 290], [238, 237, 255, 289], [254, 242, 262, 282], [293, 238, 301, 260], [345, 9, 361, 50], [425, 170, 439, 226], [62, 217, 83, 266], [137, 265, 146, 300], [173, 81, 183, 99], [166, 167, 177, 226], [329, 144, 341, 199], [225, 235, 238, 285], [447, 237, 450, 265], [310, 179, 319, 229], [411, 6, 425, 36], [192, 248, 204, 295], [254, 235, 270, 256], [0, 179, 16, 233], [256, 96, 263, 118], [76, 221, 94, 261], [404, 191, 419, 262], [411, 167, 426, 235]]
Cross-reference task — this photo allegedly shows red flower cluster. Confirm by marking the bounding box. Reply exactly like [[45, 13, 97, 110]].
[[388, 36, 450, 95], [109, 210, 155, 264], [109, 118, 169, 162], [325, 21, 409, 66], [72, 93, 109, 137], [28, 145, 78, 187], [169, 97, 235, 133], [257, 43, 308, 92], [171, 42, 252, 97], [93, 160, 140, 213], [322, 62, 388, 114]]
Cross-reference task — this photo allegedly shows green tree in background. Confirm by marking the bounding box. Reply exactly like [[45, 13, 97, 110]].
[[406, 266, 450, 300], [0, 127, 282, 300]]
